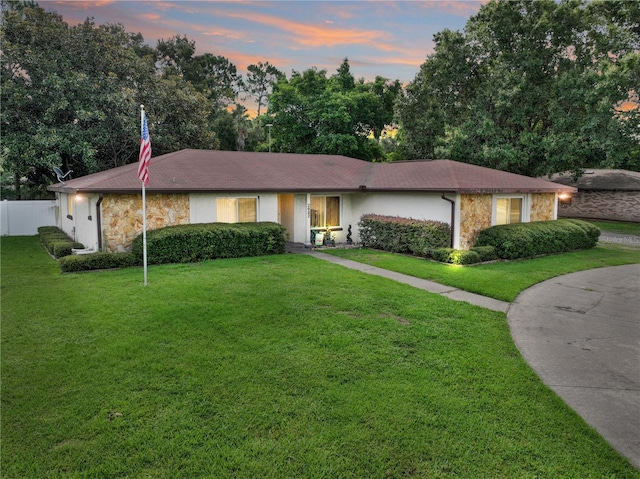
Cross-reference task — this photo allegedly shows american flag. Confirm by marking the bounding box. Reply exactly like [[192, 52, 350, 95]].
[[137, 110, 151, 186]]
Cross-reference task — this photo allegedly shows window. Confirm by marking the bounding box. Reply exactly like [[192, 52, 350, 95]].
[[67, 194, 74, 219], [310, 195, 340, 228], [216, 197, 257, 223], [496, 197, 523, 225]]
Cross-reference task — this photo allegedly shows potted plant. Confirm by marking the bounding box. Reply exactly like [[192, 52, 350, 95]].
[[323, 226, 335, 246]]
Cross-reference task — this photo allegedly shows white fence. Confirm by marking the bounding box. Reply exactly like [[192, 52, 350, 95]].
[[1, 200, 58, 236]]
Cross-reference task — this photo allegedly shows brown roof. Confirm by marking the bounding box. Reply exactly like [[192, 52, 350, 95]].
[[49, 149, 575, 195], [550, 169, 640, 191]]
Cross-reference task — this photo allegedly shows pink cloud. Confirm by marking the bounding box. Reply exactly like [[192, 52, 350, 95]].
[[223, 10, 394, 50]]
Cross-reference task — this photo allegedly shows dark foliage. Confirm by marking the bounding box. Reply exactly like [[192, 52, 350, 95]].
[[38, 226, 83, 258], [131, 222, 287, 265], [59, 252, 140, 273], [358, 214, 450, 255], [475, 219, 600, 259]]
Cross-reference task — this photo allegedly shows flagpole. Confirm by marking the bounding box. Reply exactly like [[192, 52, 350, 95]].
[[140, 105, 148, 286], [142, 180, 148, 286]]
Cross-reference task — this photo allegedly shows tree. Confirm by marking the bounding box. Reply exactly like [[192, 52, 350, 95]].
[[243, 61, 284, 117], [157, 35, 242, 110], [187, 53, 242, 109], [267, 60, 400, 161], [397, 0, 639, 176], [1, 2, 217, 197], [156, 35, 196, 77]]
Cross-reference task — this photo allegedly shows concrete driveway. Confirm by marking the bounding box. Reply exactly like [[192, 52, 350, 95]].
[[508, 264, 640, 468]]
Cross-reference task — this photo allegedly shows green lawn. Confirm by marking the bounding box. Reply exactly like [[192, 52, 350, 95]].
[[325, 243, 640, 302], [2, 236, 638, 478], [588, 220, 640, 236]]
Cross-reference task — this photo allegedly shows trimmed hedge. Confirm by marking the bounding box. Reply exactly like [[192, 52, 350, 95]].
[[431, 248, 483, 265], [38, 226, 84, 258], [59, 253, 140, 273], [131, 222, 287, 265], [475, 219, 600, 260], [470, 245, 498, 262], [358, 214, 450, 255], [430, 245, 497, 265]]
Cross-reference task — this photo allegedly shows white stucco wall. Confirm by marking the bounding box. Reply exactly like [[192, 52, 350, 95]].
[[189, 193, 216, 224], [293, 194, 309, 243], [258, 194, 278, 222], [58, 193, 100, 251], [61, 190, 463, 251], [349, 192, 455, 244]]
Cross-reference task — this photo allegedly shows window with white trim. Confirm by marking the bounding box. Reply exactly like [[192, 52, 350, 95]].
[[310, 195, 340, 228], [216, 197, 258, 223], [495, 197, 523, 225]]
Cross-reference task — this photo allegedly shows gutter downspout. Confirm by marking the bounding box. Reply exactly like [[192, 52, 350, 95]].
[[96, 194, 104, 251], [441, 193, 455, 248]]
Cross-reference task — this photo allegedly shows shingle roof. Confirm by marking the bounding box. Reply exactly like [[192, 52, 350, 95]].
[[550, 169, 640, 191], [368, 160, 571, 193], [49, 149, 574, 195]]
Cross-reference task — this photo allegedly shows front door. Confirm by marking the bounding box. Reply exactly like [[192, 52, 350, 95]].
[[277, 194, 294, 241]]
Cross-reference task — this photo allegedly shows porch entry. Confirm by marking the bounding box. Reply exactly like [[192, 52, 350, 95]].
[[277, 194, 295, 241]]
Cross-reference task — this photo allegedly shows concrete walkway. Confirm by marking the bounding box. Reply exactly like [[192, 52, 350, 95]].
[[306, 251, 639, 468], [508, 264, 640, 469], [307, 251, 510, 312]]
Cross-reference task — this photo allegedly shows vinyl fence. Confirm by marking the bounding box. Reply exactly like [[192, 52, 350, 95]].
[[1, 200, 58, 236]]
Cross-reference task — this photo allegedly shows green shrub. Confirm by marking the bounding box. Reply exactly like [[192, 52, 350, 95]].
[[431, 247, 482, 265], [470, 245, 498, 262], [358, 214, 450, 255], [431, 248, 455, 263], [131, 222, 287, 265], [37, 226, 62, 236], [38, 226, 83, 258], [450, 249, 481, 265], [59, 253, 140, 273], [562, 218, 601, 243], [475, 219, 600, 260]]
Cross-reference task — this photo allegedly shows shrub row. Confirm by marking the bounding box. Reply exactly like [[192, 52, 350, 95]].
[[475, 219, 600, 260], [430, 245, 498, 265], [59, 252, 140, 273], [38, 226, 84, 258], [358, 214, 450, 255], [131, 222, 287, 265]]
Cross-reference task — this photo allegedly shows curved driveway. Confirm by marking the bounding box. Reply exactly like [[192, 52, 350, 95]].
[[508, 264, 640, 468]]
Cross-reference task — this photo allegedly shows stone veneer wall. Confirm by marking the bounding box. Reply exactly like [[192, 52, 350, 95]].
[[459, 193, 558, 249], [557, 191, 640, 222], [459, 194, 493, 250], [101, 194, 190, 252], [530, 193, 556, 222]]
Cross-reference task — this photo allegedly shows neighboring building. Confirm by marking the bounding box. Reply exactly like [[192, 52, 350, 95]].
[[48, 150, 575, 252], [550, 169, 640, 223]]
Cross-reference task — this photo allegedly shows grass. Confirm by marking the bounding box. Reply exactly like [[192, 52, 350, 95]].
[[325, 243, 640, 302], [2, 236, 639, 478], [587, 220, 640, 236]]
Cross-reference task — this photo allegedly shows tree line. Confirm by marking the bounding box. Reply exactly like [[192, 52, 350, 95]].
[[397, 0, 639, 177], [1, 0, 638, 199]]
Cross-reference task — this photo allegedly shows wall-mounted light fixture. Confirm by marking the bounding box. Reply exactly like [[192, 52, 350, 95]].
[[558, 192, 572, 208]]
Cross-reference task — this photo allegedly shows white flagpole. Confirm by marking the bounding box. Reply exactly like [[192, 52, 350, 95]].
[[141, 106, 148, 286], [142, 181, 148, 286]]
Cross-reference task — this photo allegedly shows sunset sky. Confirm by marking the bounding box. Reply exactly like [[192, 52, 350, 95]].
[[41, 1, 484, 86]]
